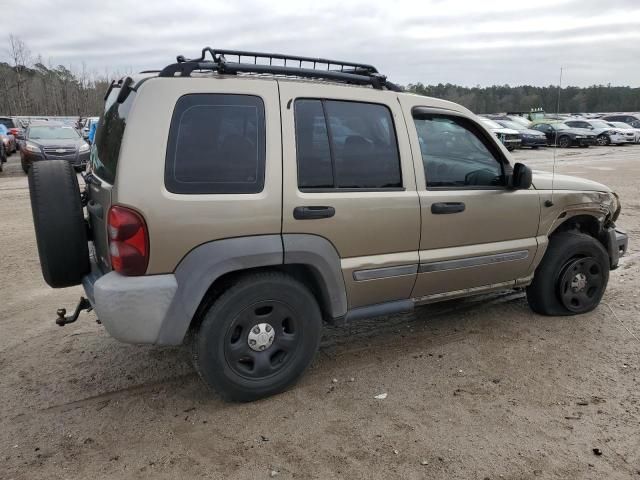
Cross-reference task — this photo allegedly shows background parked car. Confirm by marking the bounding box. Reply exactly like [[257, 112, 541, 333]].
[[82, 116, 99, 142], [20, 122, 90, 173], [607, 121, 640, 143], [531, 122, 596, 148], [494, 119, 547, 148], [0, 123, 17, 154], [0, 138, 6, 171], [0, 116, 24, 145], [479, 118, 521, 151], [601, 114, 640, 129], [564, 119, 631, 145]]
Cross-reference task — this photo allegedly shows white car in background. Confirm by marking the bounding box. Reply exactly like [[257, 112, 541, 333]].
[[479, 118, 521, 151], [607, 121, 640, 143], [564, 119, 631, 146]]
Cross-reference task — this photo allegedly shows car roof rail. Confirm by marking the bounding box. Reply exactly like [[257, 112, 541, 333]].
[[158, 47, 403, 91]]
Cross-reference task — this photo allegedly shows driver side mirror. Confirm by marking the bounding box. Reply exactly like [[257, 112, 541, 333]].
[[511, 162, 532, 190]]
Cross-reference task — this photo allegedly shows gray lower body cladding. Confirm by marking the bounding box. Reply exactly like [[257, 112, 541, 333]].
[[82, 234, 346, 345]]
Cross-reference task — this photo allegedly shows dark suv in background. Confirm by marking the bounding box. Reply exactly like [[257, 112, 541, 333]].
[[20, 122, 90, 173]]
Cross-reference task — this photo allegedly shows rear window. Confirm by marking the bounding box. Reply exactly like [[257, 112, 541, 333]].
[[165, 94, 265, 194], [91, 90, 134, 184]]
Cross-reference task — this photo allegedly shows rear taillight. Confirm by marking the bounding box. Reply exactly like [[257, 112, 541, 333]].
[[9, 128, 19, 136], [107, 205, 149, 276]]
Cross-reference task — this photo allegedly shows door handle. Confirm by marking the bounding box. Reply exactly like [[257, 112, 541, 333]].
[[87, 200, 103, 219], [293, 206, 335, 220], [431, 202, 465, 214]]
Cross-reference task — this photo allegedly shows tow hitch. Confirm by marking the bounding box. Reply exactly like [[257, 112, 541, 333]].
[[55, 297, 93, 326]]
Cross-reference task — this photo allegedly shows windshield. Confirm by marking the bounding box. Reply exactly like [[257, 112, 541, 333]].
[[497, 120, 522, 130], [0, 118, 15, 129], [28, 126, 80, 140], [554, 123, 570, 130], [481, 119, 502, 129], [589, 120, 610, 129]]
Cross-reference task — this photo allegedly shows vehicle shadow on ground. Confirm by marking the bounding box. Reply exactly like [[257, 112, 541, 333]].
[[26, 290, 553, 413]]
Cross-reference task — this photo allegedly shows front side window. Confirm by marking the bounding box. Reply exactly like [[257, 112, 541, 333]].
[[165, 94, 265, 194], [295, 99, 401, 190], [413, 114, 504, 188]]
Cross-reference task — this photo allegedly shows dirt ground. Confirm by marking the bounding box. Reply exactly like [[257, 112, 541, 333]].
[[1, 146, 639, 480]]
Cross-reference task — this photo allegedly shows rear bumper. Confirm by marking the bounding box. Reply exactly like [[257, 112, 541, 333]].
[[605, 227, 628, 270], [83, 261, 178, 344]]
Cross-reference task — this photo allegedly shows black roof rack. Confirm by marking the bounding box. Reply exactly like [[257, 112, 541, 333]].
[[158, 47, 402, 91]]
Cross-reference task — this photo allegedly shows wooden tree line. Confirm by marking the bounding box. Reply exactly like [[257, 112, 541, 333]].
[[406, 83, 640, 114], [1, 36, 639, 117], [0, 35, 112, 117]]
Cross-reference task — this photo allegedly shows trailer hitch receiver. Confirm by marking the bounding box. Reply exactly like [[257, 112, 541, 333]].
[[55, 297, 93, 326]]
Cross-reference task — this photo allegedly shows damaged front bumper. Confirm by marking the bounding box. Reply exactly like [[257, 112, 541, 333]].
[[606, 227, 628, 270]]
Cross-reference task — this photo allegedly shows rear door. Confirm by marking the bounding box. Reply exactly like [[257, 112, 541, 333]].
[[278, 82, 420, 309]]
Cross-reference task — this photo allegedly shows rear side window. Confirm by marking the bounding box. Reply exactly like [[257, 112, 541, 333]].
[[92, 90, 134, 184], [165, 94, 265, 194], [295, 99, 401, 190]]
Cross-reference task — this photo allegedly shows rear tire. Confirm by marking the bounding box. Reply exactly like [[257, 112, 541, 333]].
[[28, 160, 90, 287], [526, 232, 609, 316], [192, 272, 322, 402]]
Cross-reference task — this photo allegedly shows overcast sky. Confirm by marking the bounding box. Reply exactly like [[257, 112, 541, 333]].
[[4, 0, 640, 87]]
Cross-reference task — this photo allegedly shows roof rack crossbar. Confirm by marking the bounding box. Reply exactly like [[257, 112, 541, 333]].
[[159, 47, 402, 91]]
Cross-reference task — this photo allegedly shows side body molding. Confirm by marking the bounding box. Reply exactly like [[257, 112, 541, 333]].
[[282, 234, 348, 319], [156, 235, 283, 345]]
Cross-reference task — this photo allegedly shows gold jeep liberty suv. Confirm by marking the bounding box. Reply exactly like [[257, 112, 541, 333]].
[[28, 48, 628, 401]]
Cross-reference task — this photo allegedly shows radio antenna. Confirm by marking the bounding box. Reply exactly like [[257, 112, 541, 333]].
[[546, 66, 563, 207]]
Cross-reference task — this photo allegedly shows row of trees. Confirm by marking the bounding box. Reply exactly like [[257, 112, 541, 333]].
[[406, 83, 640, 114], [0, 36, 111, 117], [1, 36, 638, 116]]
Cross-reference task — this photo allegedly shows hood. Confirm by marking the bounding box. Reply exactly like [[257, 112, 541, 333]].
[[532, 170, 611, 192], [29, 138, 85, 148], [491, 127, 520, 134], [521, 129, 546, 136]]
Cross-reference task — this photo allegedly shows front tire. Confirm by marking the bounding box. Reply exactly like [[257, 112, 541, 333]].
[[526, 232, 609, 316], [596, 134, 610, 146], [192, 272, 323, 402], [557, 136, 571, 148]]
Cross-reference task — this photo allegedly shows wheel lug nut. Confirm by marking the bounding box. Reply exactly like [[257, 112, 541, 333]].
[[265, 325, 272, 332], [250, 339, 256, 346], [259, 345, 265, 351], [253, 327, 260, 334]]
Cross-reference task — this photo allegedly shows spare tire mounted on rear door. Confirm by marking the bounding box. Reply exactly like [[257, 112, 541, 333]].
[[28, 160, 90, 288]]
